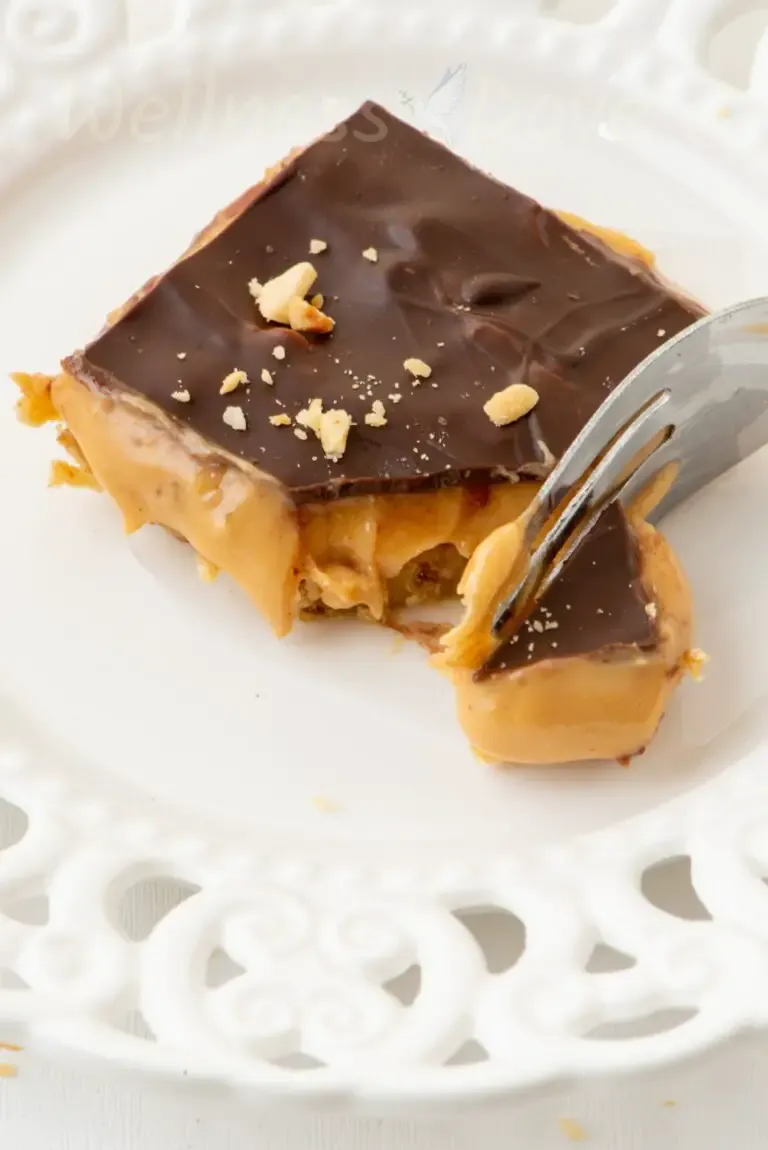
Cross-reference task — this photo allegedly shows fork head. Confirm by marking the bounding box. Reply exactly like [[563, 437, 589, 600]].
[[491, 296, 768, 640]]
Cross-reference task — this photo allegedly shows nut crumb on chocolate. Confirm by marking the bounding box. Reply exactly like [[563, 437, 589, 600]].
[[320, 409, 352, 460], [220, 368, 248, 395], [294, 427, 309, 440], [365, 399, 387, 428], [309, 238, 328, 255], [362, 247, 379, 263], [484, 383, 539, 427], [258, 261, 318, 324], [222, 405, 247, 431], [176, 351, 187, 360], [269, 413, 292, 427], [272, 345, 286, 361], [261, 368, 274, 385], [171, 388, 191, 403], [404, 357, 432, 380], [288, 295, 335, 334], [248, 278, 262, 300], [297, 397, 324, 435]]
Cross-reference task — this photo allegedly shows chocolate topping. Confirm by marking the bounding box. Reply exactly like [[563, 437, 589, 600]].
[[69, 102, 702, 504], [480, 503, 655, 679], [64, 102, 702, 669]]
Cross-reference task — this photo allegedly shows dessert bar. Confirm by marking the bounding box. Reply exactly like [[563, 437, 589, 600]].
[[15, 103, 704, 763]]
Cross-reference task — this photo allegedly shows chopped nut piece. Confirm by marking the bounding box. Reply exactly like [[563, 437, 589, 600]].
[[273, 345, 287, 361], [312, 796, 341, 813], [484, 382, 539, 427], [176, 351, 187, 360], [269, 413, 292, 427], [296, 397, 324, 435], [365, 399, 387, 428], [48, 460, 101, 491], [12, 372, 58, 426], [220, 368, 248, 395], [362, 247, 379, 263], [320, 409, 352, 460], [309, 238, 328, 255], [171, 388, 192, 403], [257, 261, 318, 324], [248, 278, 263, 300], [288, 295, 336, 334], [294, 427, 309, 441], [684, 648, 709, 681], [558, 1118, 587, 1143], [222, 405, 247, 432], [645, 602, 658, 620], [196, 554, 220, 584], [388, 393, 403, 404], [404, 357, 432, 379], [261, 368, 274, 386], [311, 293, 325, 309]]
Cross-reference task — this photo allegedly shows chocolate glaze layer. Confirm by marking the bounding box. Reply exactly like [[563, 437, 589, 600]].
[[69, 102, 703, 504], [64, 102, 701, 669], [480, 503, 654, 679]]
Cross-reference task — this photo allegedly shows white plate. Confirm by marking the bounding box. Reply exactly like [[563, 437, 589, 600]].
[[3, 0, 768, 1107]]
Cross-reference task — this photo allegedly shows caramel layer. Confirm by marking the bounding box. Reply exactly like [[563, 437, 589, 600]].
[[19, 370, 695, 766], [49, 372, 535, 635]]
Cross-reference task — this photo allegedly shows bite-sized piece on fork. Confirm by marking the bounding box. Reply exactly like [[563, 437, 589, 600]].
[[440, 299, 768, 765]]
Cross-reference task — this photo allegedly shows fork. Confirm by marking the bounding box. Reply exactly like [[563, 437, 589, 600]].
[[492, 296, 768, 639]]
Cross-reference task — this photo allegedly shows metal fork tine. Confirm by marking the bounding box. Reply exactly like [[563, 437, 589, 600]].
[[534, 442, 674, 606], [507, 354, 686, 581], [618, 440, 678, 511], [527, 349, 683, 524], [491, 391, 673, 636], [486, 296, 768, 657]]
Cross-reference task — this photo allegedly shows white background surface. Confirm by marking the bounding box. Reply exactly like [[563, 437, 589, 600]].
[[4, 0, 768, 1145], [3, 1030, 768, 1148]]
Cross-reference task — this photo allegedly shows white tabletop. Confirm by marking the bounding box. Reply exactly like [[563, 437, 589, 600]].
[[3, 1031, 768, 1149]]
